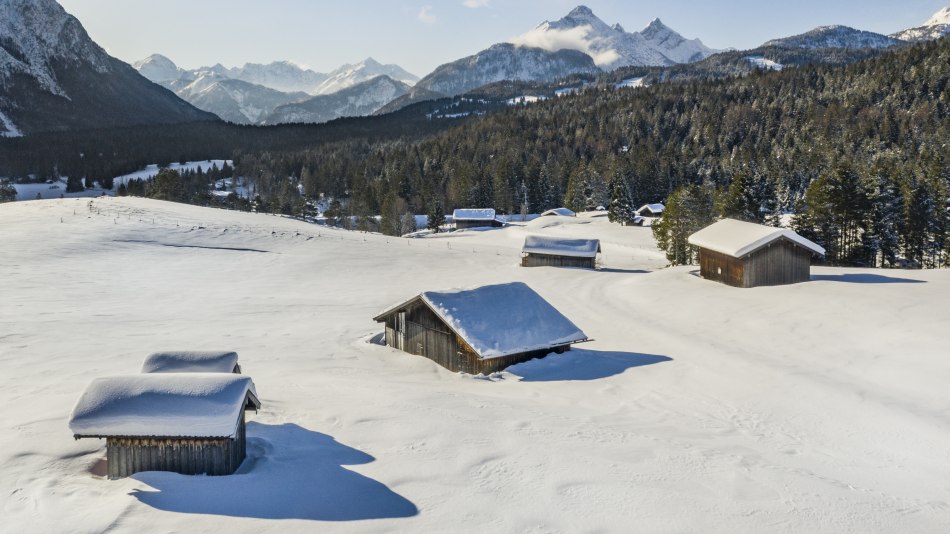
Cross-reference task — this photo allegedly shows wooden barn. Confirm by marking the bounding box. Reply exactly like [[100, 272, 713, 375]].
[[540, 207, 576, 217], [637, 203, 665, 218], [141, 351, 241, 374], [687, 219, 825, 288], [373, 282, 588, 374], [521, 235, 601, 269], [68, 374, 261, 479], [453, 208, 505, 229]]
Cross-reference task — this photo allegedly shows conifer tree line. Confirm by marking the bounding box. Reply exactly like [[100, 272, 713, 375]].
[[227, 38, 949, 267]]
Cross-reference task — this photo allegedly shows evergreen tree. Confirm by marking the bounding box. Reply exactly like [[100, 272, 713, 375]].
[[116, 182, 128, 197], [66, 176, 84, 193], [0, 182, 15, 203], [652, 183, 717, 265], [427, 200, 446, 233], [722, 168, 776, 224], [607, 168, 637, 225]]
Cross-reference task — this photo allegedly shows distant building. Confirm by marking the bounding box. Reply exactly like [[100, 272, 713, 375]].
[[522, 235, 600, 269], [637, 203, 665, 218], [688, 219, 825, 288], [69, 374, 261, 479], [540, 207, 576, 217], [373, 282, 588, 374], [141, 351, 241, 374], [453, 209, 505, 229]]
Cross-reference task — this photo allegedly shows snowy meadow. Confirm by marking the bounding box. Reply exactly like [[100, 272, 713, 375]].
[[1, 197, 949, 533]]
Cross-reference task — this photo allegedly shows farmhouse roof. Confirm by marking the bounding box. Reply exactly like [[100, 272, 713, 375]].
[[522, 236, 601, 258], [540, 207, 576, 217], [637, 203, 665, 215], [452, 208, 496, 221], [374, 282, 588, 360], [68, 374, 260, 439], [141, 351, 239, 374], [688, 218, 825, 258]]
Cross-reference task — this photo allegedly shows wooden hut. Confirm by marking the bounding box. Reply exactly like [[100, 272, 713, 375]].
[[522, 235, 601, 269], [687, 219, 825, 288], [68, 374, 261, 479], [540, 207, 576, 217], [141, 351, 241, 374], [637, 203, 665, 218], [453, 208, 505, 229], [373, 282, 588, 374]]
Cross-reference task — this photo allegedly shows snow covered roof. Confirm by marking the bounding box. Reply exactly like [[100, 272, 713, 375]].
[[375, 282, 588, 360], [68, 374, 260, 439], [453, 208, 496, 221], [540, 208, 576, 217], [141, 351, 239, 374], [523, 236, 601, 258], [688, 219, 825, 259], [637, 203, 665, 215]]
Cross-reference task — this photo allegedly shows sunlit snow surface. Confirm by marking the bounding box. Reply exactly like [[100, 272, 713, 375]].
[[1, 197, 949, 532]]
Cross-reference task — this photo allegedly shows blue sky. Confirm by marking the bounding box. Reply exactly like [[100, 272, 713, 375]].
[[58, 0, 948, 76]]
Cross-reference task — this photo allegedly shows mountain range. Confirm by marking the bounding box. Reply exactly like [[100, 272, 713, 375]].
[[3, 1, 949, 136]]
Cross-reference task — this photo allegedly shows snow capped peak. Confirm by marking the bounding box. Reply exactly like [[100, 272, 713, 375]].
[[360, 57, 382, 67], [891, 7, 950, 42], [567, 5, 595, 18], [510, 5, 716, 69], [925, 7, 950, 26], [132, 53, 182, 82]]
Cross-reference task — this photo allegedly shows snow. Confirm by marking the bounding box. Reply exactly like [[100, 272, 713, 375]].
[[11, 160, 231, 201], [615, 76, 646, 88], [688, 218, 825, 258], [415, 282, 588, 359], [141, 351, 240, 374], [746, 56, 784, 71], [0, 109, 23, 137], [68, 374, 259, 438], [637, 203, 665, 215], [522, 235, 600, 258], [506, 95, 547, 106], [925, 7, 950, 26], [540, 207, 575, 217], [2, 198, 950, 532], [452, 208, 496, 221]]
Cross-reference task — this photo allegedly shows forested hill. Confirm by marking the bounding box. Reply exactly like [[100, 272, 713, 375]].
[[235, 37, 947, 215]]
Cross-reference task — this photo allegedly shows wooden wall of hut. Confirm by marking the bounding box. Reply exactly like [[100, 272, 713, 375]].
[[455, 220, 503, 230], [105, 412, 247, 479], [522, 253, 596, 269], [381, 302, 572, 374], [698, 238, 813, 288]]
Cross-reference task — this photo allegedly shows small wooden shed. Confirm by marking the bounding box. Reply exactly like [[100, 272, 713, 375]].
[[453, 208, 505, 229], [373, 282, 588, 374], [522, 235, 601, 269], [637, 203, 665, 218], [69, 374, 261, 479], [141, 351, 241, 374], [540, 207, 576, 217], [687, 218, 825, 288]]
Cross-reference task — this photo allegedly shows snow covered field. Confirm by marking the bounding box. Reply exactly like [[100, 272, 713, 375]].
[[2, 197, 949, 533], [10, 160, 231, 201]]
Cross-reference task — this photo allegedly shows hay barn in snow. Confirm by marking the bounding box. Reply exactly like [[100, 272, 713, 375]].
[[540, 207, 576, 217], [637, 203, 665, 218], [521, 235, 601, 269], [373, 282, 588, 374], [141, 351, 241, 374], [688, 219, 825, 288], [68, 374, 261, 479], [452, 209, 505, 229]]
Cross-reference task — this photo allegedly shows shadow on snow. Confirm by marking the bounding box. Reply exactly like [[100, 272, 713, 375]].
[[508, 349, 671, 382], [130, 422, 418, 521], [811, 273, 926, 284]]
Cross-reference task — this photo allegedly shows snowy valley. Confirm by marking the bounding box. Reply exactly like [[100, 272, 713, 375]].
[[1, 198, 949, 532]]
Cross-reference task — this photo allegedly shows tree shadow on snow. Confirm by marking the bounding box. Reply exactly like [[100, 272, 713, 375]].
[[130, 422, 418, 521], [509, 349, 671, 382], [811, 273, 926, 284], [597, 268, 651, 274]]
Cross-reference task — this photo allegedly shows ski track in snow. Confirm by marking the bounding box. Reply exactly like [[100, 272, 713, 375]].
[[1, 197, 949, 533]]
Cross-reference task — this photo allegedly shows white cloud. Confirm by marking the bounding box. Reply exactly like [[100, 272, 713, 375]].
[[509, 24, 620, 66], [462, 0, 490, 7], [418, 5, 437, 24]]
